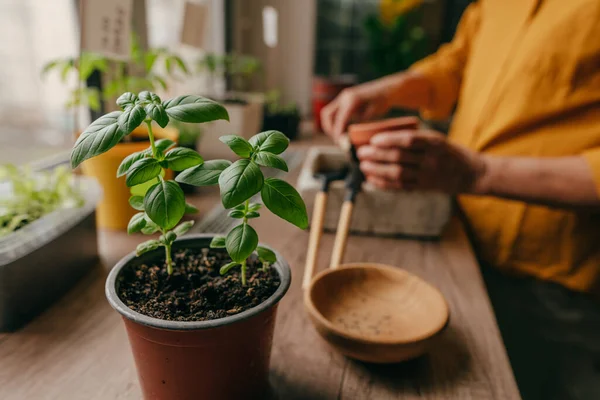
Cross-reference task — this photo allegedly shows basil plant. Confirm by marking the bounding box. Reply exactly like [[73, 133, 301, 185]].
[[71, 91, 307, 285]]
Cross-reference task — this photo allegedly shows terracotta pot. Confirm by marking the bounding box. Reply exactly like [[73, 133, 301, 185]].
[[106, 234, 292, 400], [348, 116, 419, 148], [312, 75, 356, 133], [81, 125, 178, 230]]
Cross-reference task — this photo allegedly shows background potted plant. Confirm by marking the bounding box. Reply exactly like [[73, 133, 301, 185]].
[[0, 164, 101, 331], [197, 53, 264, 158], [71, 89, 308, 399], [261, 90, 302, 141], [42, 38, 190, 230]]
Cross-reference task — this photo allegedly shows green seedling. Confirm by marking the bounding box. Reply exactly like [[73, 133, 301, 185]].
[[0, 165, 83, 237], [71, 91, 307, 285]]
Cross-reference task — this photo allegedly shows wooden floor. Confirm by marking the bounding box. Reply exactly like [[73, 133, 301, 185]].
[[0, 138, 521, 400]]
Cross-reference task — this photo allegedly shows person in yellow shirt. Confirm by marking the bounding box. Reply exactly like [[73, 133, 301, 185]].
[[322, 1, 600, 399]]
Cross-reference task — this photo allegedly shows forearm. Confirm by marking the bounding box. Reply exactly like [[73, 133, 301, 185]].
[[473, 156, 600, 208], [365, 71, 433, 111]]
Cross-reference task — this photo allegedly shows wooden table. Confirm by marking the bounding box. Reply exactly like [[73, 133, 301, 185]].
[[0, 143, 520, 399]]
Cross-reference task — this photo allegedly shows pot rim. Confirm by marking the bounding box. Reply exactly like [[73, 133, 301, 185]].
[[105, 233, 291, 331]]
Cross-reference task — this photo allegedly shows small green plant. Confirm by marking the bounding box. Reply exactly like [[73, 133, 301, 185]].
[[198, 52, 261, 97], [43, 36, 189, 112], [0, 165, 83, 237], [264, 90, 300, 117], [71, 91, 307, 285]]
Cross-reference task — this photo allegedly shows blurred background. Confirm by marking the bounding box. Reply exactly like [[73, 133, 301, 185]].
[[0, 0, 472, 165]]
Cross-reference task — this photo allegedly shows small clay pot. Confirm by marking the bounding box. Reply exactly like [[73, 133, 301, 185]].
[[348, 116, 419, 148], [106, 234, 291, 400]]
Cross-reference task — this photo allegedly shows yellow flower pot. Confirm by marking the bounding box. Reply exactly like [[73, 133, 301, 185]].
[[81, 125, 179, 230]]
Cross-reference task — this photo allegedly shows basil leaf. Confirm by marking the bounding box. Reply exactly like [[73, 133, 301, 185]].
[[145, 103, 169, 128], [173, 220, 194, 236], [248, 203, 262, 212], [246, 211, 260, 219], [144, 180, 186, 230], [71, 111, 126, 168], [219, 160, 264, 208], [184, 203, 199, 214], [116, 92, 137, 110], [176, 160, 232, 186], [118, 104, 146, 134], [226, 224, 259, 263], [154, 139, 176, 154], [261, 178, 308, 229], [220, 262, 239, 275], [234, 204, 246, 211], [163, 95, 229, 123], [117, 150, 147, 177], [127, 212, 147, 234], [256, 246, 277, 263], [228, 210, 245, 219], [139, 91, 161, 104], [130, 176, 160, 197], [219, 135, 253, 158], [129, 195, 145, 211], [165, 147, 204, 171], [210, 236, 226, 248], [254, 152, 288, 172], [136, 239, 161, 256], [125, 158, 162, 187], [141, 217, 160, 234], [248, 131, 289, 154]]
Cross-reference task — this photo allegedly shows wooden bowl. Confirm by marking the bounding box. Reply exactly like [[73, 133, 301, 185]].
[[304, 263, 449, 363]]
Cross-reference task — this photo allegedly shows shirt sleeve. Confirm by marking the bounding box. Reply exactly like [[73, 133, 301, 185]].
[[409, 2, 482, 120], [582, 148, 600, 197]]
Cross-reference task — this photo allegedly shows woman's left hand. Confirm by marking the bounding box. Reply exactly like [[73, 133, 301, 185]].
[[357, 129, 487, 194]]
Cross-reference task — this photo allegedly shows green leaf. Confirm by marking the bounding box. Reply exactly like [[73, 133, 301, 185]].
[[210, 236, 226, 248], [118, 104, 146, 134], [139, 91, 161, 104], [184, 203, 199, 214], [176, 160, 231, 186], [117, 150, 147, 177], [219, 135, 253, 158], [246, 211, 260, 219], [248, 203, 262, 212], [144, 180, 186, 230], [226, 224, 259, 263], [164, 231, 177, 244], [234, 204, 247, 211], [154, 139, 176, 154], [136, 239, 161, 256], [254, 152, 288, 171], [256, 246, 277, 263], [249, 131, 289, 154], [163, 95, 229, 123], [129, 195, 145, 211], [130, 176, 160, 197], [165, 147, 203, 171], [71, 111, 126, 168], [125, 158, 162, 187], [220, 262, 240, 275], [145, 103, 169, 128], [116, 92, 138, 110], [218, 160, 264, 208], [141, 217, 160, 234], [228, 210, 245, 219], [261, 178, 308, 229], [173, 220, 194, 236], [127, 212, 147, 234]]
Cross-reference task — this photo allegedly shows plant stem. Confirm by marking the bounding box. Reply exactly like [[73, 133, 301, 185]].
[[165, 242, 173, 275], [145, 119, 157, 158], [241, 260, 247, 286]]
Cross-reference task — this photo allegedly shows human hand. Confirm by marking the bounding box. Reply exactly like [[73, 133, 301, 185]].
[[357, 129, 487, 194]]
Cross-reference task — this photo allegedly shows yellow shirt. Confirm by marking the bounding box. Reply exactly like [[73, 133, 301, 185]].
[[411, 0, 600, 294]]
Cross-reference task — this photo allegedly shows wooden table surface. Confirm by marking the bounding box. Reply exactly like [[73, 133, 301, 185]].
[[0, 140, 520, 400]]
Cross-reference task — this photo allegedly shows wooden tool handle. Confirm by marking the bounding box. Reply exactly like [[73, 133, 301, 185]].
[[303, 191, 328, 289], [330, 201, 354, 269]]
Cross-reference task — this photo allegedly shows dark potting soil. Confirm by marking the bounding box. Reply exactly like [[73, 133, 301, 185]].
[[117, 248, 280, 321]]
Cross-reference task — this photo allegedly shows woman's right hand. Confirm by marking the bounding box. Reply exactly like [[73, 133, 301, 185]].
[[320, 71, 431, 140]]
